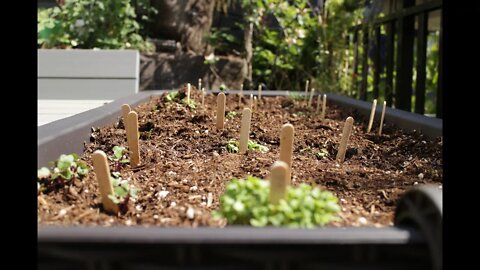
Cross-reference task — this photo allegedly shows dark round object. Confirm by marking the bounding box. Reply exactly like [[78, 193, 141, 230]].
[[395, 185, 442, 270]]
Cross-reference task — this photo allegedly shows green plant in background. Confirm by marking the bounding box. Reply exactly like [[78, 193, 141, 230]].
[[315, 148, 329, 160], [204, 27, 238, 53], [108, 175, 139, 205], [225, 139, 269, 153], [226, 111, 238, 119], [108, 146, 130, 164], [37, 154, 89, 192], [288, 92, 305, 102], [213, 176, 340, 227], [37, 0, 156, 52]]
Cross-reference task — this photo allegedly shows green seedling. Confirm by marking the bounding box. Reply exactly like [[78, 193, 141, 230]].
[[108, 175, 140, 214], [164, 90, 196, 109], [299, 147, 313, 154], [37, 153, 89, 192], [225, 139, 268, 153], [288, 92, 304, 101], [315, 148, 329, 160], [108, 146, 130, 164], [226, 111, 238, 119], [213, 176, 340, 228]]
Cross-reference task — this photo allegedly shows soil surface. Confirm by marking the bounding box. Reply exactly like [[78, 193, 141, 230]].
[[38, 85, 443, 227]]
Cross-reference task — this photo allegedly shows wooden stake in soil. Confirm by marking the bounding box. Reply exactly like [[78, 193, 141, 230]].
[[336, 117, 354, 163], [308, 88, 315, 107], [321, 94, 327, 119], [198, 78, 202, 93], [121, 104, 131, 130], [258, 84, 262, 100], [126, 111, 140, 167], [316, 94, 321, 114], [367, 99, 377, 133], [279, 123, 294, 181], [250, 93, 253, 109], [201, 87, 205, 107], [187, 83, 191, 103], [304, 80, 310, 103], [216, 92, 226, 129], [253, 96, 257, 111], [269, 160, 290, 205], [239, 107, 252, 154], [378, 101, 387, 135], [239, 83, 243, 107], [92, 150, 119, 214]]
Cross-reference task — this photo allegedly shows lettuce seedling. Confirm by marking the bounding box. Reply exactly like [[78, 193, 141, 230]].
[[225, 139, 269, 153], [213, 176, 340, 228], [164, 90, 196, 109], [37, 153, 89, 193], [108, 146, 130, 164], [315, 148, 329, 160], [226, 111, 238, 119], [108, 175, 139, 214]]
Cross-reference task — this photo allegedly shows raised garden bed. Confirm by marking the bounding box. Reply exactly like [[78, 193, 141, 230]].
[[38, 86, 442, 269]]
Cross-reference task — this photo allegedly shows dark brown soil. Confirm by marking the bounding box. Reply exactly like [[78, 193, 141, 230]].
[[37, 85, 443, 227]]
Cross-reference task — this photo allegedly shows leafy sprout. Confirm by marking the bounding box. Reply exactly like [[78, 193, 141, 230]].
[[108, 146, 130, 164], [37, 153, 89, 193], [288, 92, 304, 101], [225, 139, 269, 153], [107, 176, 139, 205], [164, 90, 197, 109], [315, 148, 329, 160], [213, 176, 340, 228], [226, 111, 238, 119]]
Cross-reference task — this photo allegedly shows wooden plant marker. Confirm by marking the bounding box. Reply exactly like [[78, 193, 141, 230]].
[[126, 111, 140, 167], [92, 150, 119, 214], [308, 88, 315, 107], [253, 96, 257, 111], [201, 87, 205, 107], [378, 101, 387, 135], [216, 92, 226, 129], [239, 108, 252, 154], [249, 94, 253, 109], [336, 117, 354, 163], [367, 99, 377, 133], [304, 80, 310, 103], [198, 78, 202, 93], [269, 160, 290, 205], [316, 94, 321, 114], [239, 83, 243, 107], [258, 84, 262, 100], [121, 104, 131, 130], [187, 83, 191, 103], [279, 123, 294, 181], [321, 94, 327, 119]]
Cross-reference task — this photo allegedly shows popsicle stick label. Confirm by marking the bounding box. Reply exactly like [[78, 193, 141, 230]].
[[126, 111, 140, 167], [308, 88, 315, 107], [336, 117, 354, 163], [258, 84, 262, 100], [269, 160, 290, 204], [378, 101, 387, 135], [216, 92, 226, 129], [367, 99, 377, 133], [239, 83, 243, 107], [239, 108, 252, 154], [321, 94, 327, 119], [316, 95, 321, 114], [250, 94, 254, 109], [187, 83, 191, 103], [92, 150, 119, 214], [201, 87, 205, 107], [304, 80, 310, 102], [253, 96, 257, 111], [198, 79, 202, 93], [279, 123, 294, 181], [121, 104, 131, 130]]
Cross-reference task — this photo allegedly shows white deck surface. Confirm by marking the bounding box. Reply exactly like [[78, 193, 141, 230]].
[[38, 99, 112, 126]]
